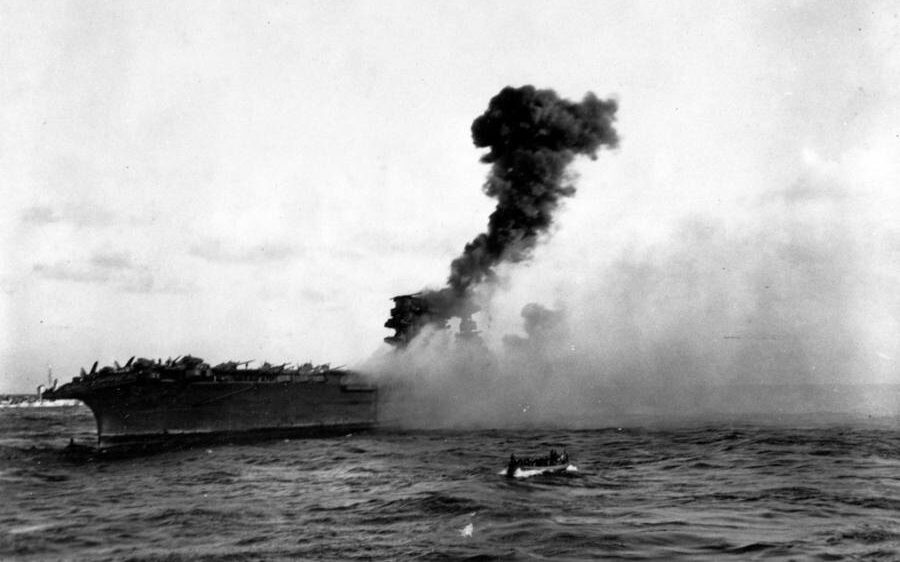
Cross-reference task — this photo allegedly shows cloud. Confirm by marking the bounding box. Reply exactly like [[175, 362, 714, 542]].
[[90, 251, 132, 269], [771, 177, 849, 204], [119, 274, 193, 295], [33, 262, 111, 284], [21, 205, 60, 224], [32, 250, 190, 294], [300, 287, 327, 303], [189, 238, 301, 264], [19, 203, 115, 228]]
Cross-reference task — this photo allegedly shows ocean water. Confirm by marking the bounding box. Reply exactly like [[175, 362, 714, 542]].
[[2, 407, 900, 561]]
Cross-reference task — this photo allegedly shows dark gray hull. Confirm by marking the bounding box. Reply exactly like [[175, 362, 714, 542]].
[[49, 377, 377, 450]]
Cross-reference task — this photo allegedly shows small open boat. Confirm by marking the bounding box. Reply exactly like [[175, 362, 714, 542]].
[[505, 449, 571, 478]]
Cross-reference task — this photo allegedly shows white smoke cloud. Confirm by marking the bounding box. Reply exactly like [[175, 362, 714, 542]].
[[366, 139, 900, 427]]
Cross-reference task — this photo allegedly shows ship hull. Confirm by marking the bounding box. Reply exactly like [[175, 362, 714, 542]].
[[70, 379, 377, 450]]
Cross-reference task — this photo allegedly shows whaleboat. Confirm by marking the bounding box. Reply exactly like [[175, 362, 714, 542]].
[[505, 449, 570, 478]]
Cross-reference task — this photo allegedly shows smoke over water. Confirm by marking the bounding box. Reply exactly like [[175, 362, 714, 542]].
[[368, 86, 899, 429], [384, 86, 618, 345]]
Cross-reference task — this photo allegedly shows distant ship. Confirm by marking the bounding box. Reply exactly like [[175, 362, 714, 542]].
[[41, 355, 378, 450], [1, 366, 79, 408]]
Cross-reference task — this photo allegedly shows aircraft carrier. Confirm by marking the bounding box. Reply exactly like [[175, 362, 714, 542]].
[[41, 355, 377, 450]]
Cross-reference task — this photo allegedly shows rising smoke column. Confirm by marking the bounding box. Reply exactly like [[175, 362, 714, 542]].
[[385, 85, 619, 345]]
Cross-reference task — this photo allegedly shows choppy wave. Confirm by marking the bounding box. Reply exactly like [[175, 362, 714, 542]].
[[1, 409, 899, 560]]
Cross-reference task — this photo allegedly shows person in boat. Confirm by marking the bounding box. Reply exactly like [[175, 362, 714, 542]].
[[507, 454, 519, 477], [507, 449, 570, 475]]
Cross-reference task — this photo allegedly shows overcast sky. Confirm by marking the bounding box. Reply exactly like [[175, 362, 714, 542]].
[[2, 1, 898, 393]]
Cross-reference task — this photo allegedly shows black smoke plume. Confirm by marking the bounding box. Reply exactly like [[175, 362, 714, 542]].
[[385, 85, 618, 346]]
